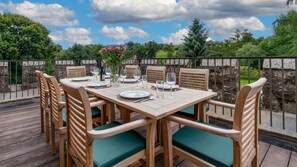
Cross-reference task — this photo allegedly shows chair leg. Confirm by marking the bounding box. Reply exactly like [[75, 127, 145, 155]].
[[67, 151, 73, 167], [40, 106, 44, 132], [51, 122, 56, 155], [59, 133, 65, 167], [45, 108, 50, 143]]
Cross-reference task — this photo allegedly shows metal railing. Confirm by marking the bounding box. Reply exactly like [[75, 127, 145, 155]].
[[0, 57, 296, 138]]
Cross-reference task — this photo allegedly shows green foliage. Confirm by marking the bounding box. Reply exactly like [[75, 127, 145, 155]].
[[0, 13, 60, 60], [268, 10, 297, 56], [235, 43, 265, 68], [59, 44, 103, 61], [163, 43, 175, 58], [144, 41, 159, 58], [183, 18, 209, 60]]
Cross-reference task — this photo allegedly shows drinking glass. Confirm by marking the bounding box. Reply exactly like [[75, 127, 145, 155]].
[[156, 80, 164, 98], [133, 69, 141, 87], [91, 67, 99, 81], [166, 72, 176, 98], [142, 75, 148, 88], [120, 68, 127, 82], [105, 67, 111, 78]]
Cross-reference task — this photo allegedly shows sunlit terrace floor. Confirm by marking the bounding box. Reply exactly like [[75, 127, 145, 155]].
[[0, 102, 297, 167]]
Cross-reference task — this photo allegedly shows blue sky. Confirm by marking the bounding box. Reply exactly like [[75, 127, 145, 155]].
[[0, 0, 295, 48]]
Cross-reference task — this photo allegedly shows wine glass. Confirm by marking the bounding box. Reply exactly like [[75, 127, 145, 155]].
[[166, 72, 176, 98], [120, 68, 127, 82], [133, 69, 141, 87], [105, 67, 111, 78]]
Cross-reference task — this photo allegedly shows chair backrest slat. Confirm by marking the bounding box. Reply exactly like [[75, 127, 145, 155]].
[[146, 66, 166, 83], [233, 77, 266, 166], [66, 66, 87, 78], [60, 80, 93, 167], [44, 74, 63, 127], [35, 70, 49, 108], [179, 68, 209, 91], [125, 65, 138, 79]]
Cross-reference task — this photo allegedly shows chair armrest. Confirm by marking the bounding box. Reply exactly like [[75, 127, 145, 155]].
[[166, 115, 241, 142], [90, 100, 106, 107], [87, 118, 155, 139], [58, 101, 66, 110], [89, 97, 99, 102], [207, 99, 235, 109]]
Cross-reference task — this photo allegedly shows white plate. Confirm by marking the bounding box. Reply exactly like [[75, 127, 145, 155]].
[[86, 82, 108, 88], [120, 78, 139, 83], [120, 90, 150, 99], [156, 83, 179, 90], [71, 77, 90, 82]]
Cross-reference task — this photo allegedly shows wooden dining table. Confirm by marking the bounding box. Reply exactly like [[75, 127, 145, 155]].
[[60, 77, 217, 166]]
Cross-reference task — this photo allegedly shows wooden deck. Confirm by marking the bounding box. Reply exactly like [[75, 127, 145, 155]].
[[0, 103, 296, 167]]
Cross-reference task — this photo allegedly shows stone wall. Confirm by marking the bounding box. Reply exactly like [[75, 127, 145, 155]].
[[80, 60, 97, 76], [55, 60, 74, 81], [201, 59, 240, 103], [0, 62, 9, 92], [22, 61, 45, 89], [262, 59, 296, 114]]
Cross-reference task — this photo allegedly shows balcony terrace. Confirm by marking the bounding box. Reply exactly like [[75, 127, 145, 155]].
[[0, 57, 297, 166]]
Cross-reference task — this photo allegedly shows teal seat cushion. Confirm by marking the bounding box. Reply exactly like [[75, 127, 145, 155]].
[[62, 107, 101, 126], [173, 124, 233, 167], [176, 105, 209, 118], [92, 122, 145, 167]]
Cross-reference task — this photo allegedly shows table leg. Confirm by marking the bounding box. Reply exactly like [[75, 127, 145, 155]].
[[198, 101, 207, 122], [116, 105, 131, 123], [106, 102, 115, 123], [162, 119, 173, 167], [146, 120, 157, 167]]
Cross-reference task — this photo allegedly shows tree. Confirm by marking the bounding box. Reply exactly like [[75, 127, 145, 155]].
[[182, 18, 209, 60], [268, 10, 297, 56], [235, 43, 266, 68], [163, 43, 175, 58], [144, 41, 159, 58], [0, 13, 60, 60]]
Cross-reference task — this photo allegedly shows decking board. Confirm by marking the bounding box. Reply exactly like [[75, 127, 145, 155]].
[[0, 104, 295, 167]]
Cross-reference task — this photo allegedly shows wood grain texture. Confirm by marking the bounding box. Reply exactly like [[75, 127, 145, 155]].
[[261, 145, 291, 167], [0, 103, 294, 167], [66, 66, 87, 78]]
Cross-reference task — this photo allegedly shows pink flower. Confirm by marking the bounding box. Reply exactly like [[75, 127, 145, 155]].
[[109, 46, 116, 51], [133, 55, 137, 60], [120, 52, 124, 57], [122, 47, 126, 51], [103, 48, 106, 51]]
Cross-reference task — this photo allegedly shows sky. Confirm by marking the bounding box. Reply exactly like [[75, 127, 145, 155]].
[[0, 0, 296, 48]]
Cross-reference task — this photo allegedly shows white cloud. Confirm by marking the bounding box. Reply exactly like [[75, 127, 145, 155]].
[[0, 1, 79, 26], [208, 17, 266, 37], [49, 28, 92, 45], [90, 0, 186, 23], [101, 25, 148, 41], [161, 28, 188, 45]]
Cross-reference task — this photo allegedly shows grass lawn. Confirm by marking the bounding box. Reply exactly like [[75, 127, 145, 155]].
[[240, 66, 262, 88], [156, 50, 167, 58]]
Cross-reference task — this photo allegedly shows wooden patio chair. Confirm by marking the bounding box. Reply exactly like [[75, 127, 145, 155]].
[[125, 65, 138, 79], [146, 66, 166, 83], [174, 68, 210, 122], [44, 74, 107, 167], [60, 80, 157, 167], [66, 66, 87, 78], [162, 78, 267, 167], [35, 70, 50, 143]]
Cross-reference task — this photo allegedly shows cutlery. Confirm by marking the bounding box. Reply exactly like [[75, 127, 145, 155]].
[[134, 97, 149, 103], [140, 96, 155, 102]]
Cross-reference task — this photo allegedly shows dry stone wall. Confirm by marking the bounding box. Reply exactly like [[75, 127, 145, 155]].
[[55, 60, 74, 81], [201, 59, 240, 103], [80, 60, 97, 76], [0, 62, 9, 92], [22, 61, 45, 89], [262, 59, 296, 114]]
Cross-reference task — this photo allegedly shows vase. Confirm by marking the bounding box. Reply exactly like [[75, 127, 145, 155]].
[[110, 66, 119, 87]]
